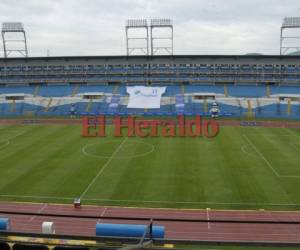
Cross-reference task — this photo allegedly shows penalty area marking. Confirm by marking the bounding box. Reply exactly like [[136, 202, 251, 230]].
[[285, 128, 300, 153], [1, 194, 300, 207], [82, 140, 155, 159], [240, 144, 259, 159], [243, 134, 300, 178], [285, 128, 300, 141]]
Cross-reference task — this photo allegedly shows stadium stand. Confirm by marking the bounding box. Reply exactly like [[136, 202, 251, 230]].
[[0, 55, 300, 119], [1, 84, 300, 118]]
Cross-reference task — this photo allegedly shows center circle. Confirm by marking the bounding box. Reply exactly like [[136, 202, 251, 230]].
[[82, 140, 155, 159]]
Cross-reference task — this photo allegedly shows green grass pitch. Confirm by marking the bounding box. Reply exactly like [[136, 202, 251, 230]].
[[0, 123, 300, 210]]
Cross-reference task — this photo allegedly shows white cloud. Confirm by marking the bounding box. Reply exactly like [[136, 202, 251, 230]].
[[0, 0, 299, 56]]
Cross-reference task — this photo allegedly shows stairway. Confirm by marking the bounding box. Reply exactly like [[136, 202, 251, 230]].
[[44, 98, 52, 112], [203, 98, 208, 113], [287, 99, 291, 116], [180, 84, 185, 95], [266, 84, 271, 98], [237, 98, 243, 115], [71, 85, 79, 97], [276, 100, 281, 115], [113, 84, 120, 95], [224, 85, 228, 97], [9, 100, 16, 112], [256, 98, 262, 115], [107, 95, 120, 114], [247, 100, 254, 118], [85, 99, 93, 112], [33, 85, 40, 97], [175, 94, 185, 114]]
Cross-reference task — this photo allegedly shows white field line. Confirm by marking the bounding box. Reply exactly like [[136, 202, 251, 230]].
[[240, 144, 259, 158], [291, 143, 300, 152], [281, 128, 300, 151], [82, 140, 155, 159], [257, 134, 293, 137], [79, 137, 128, 199], [0, 141, 10, 150], [266, 134, 294, 137], [5, 131, 27, 141], [28, 203, 47, 222], [1, 194, 300, 207], [285, 127, 300, 140], [264, 128, 300, 177], [0, 131, 27, 150], [2, 129, 300, 206], [97, 207, 107, 223], [206, 208, 211, 229], [263, 128, 300, 153], [243, 134, 300, 178], [242, 134, 279, 177], [0, 194, 74, 200]]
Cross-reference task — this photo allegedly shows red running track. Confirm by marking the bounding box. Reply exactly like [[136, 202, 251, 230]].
[[1, 201, 300, 243]]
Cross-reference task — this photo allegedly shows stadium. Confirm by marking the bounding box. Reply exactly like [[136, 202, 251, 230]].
[[1, 6, 300, 250]]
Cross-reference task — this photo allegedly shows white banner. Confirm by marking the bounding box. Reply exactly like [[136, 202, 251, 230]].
[[127, 86, 166, 109]]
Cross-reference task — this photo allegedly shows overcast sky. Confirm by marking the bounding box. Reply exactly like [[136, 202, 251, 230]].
[[0, 0, 299, 57]]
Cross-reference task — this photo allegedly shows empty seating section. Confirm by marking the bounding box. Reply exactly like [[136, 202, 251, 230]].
[[1, 84, 300, 119], [0, 85, 116, 97], [270, 86, 300, 95], [0, 103, 29, 116], [1, 57, 300, 92], [38, 85, 73, 97], [175, 95, 185, 114], [38, 85, 115, 96], [77, 85, 114, 94], [184, 102, 204, 115], [218, 103, 242, 116], [107, 95, 120, 114], [227, 85, 266, 97], [118, 85, 127, 95], [184, 85, 224, 94], [158, 85, 180, 96], [0, 86, 35, 95]]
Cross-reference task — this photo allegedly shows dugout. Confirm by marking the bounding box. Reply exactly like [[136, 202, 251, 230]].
[[192, 93, 216, 100], [5, 94, 25, 101], [81, 93, 104, 100], [278, 94, 300, 102]]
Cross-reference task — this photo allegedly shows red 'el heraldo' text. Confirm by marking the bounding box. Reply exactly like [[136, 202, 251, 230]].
[[82, 115, 219, 138]]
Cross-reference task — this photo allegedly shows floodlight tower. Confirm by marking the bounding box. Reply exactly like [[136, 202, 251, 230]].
[[1, 22, 28, 58], [126, 19, 149, 55], [280, 17, 300, 55], [150, 19, 173, 56]]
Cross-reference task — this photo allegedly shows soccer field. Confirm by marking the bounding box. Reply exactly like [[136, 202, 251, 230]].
[[0, 123, 300, 210]]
